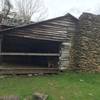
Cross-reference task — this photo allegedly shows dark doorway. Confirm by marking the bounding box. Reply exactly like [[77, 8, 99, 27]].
[[2, 36, 61, 67]]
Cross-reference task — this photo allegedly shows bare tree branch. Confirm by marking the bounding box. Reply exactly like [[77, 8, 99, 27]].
[[0, 0, 13, 23], [15, 0, 48, 22], [0, 0, 48, 25]]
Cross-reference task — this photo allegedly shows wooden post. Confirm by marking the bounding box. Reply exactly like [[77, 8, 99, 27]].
[[48, 57, 56, 68], [0, 35, 2, 64], [59, 42, 71, 71]]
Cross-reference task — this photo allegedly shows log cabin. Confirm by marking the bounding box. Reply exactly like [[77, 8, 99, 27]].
[[0, 13, 79, 74]]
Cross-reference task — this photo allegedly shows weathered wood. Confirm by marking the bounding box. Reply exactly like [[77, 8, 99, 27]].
[[0, 36, 2, 63], [59, 42, 71, 70], [0, 13, 78, 74], [28, 29, 67, 36], [0, 53, 60, 56], [11, 30, 67, 38], [0, 68, 59, 74], [1, 14, 77, 42], [7, 34, 66, 42]]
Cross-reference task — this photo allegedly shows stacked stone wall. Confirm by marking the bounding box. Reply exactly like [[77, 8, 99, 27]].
[[69, 18, 82, 71], [78, 13, 100, 72]]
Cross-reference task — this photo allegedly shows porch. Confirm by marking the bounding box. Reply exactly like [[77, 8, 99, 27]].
[[0, 36, 61, 74]]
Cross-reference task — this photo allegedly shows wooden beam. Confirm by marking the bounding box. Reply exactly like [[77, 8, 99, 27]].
[[0, 68, 59, 74], [7, 34, 65, 42], [0, 53, 60, 56], [0, 36, 2, 63]]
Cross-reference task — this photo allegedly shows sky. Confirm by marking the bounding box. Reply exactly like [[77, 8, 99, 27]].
[[43, 0, 100, 19], [1, 0, 100, 20]]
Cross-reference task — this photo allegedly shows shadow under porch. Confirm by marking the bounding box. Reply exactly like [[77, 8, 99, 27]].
[[0, 36, 61, 74]]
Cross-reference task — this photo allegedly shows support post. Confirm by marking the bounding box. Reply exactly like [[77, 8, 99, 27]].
[[59, 42, 71, 71], [0, 35, 2, 64]]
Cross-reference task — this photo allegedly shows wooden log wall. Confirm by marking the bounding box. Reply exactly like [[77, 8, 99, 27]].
[[59, 19, 79, 71], [1, 14, 79, 70], [1, 14, 78, 42]]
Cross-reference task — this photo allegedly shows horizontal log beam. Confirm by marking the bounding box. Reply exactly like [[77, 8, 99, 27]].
[[0, 68, 59, 74], [0, 53, 60, 56], [7, 34, 65, 42], [15, 30, 67, 38]]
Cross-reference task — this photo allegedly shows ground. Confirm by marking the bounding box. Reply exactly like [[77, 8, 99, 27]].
[[0, 72, 100, 100]]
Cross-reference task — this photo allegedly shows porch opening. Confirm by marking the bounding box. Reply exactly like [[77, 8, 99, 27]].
[[1, 36, 61, 68]]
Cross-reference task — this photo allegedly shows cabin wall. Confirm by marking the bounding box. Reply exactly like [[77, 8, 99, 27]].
[[59, 18, 79, 70], [3, 15, 78, 42], [1, 13, 100, 72], [1, 14, 80, 70], [59, 13, 100, 72], [1, 15, 79, 70]]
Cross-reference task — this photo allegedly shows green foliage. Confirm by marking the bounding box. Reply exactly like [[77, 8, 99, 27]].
[[0, 72, 100, 100]]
